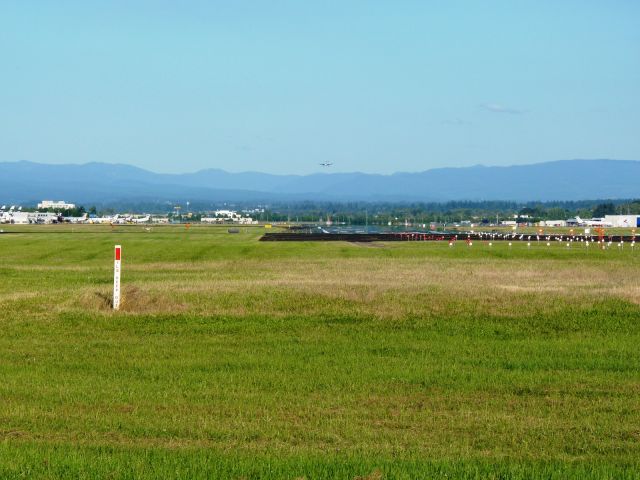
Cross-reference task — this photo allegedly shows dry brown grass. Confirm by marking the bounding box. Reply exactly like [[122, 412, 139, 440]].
[[60, 257, 639, 317]]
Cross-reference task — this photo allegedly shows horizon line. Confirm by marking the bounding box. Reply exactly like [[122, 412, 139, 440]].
[[2, 158, 638, 177]]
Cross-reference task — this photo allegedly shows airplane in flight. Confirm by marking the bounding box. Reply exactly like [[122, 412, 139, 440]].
[[319, 162, 333, 167]]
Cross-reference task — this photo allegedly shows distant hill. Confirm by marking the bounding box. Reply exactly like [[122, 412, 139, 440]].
[[0, 159, 638, 205]]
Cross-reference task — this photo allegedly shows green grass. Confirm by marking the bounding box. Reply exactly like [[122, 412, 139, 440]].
[[1, 224, 639, 478]]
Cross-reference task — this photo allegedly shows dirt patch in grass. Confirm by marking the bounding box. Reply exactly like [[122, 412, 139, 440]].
[[0, 430, 27, 440], [93, 290, 114, 309], [349, 242, 387, 248], [355, 470, 384, 480], [78, 286, 188, 314]]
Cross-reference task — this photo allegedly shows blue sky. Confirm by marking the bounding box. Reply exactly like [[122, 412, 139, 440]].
[[1, 1, 638, 174]]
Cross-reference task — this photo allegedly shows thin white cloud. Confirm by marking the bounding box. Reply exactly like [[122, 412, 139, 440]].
[[481, 103, 525, 114]]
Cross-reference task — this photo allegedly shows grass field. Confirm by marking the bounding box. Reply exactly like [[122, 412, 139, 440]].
[[1, 224, 639, 479]]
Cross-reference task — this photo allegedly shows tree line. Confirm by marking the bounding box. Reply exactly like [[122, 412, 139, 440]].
[[26, 198, 640, 224]]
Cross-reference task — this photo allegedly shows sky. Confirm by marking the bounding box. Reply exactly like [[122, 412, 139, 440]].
[[1, 1, 638, 174]]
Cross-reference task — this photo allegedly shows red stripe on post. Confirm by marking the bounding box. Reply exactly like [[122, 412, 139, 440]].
[[115, 246, 121, 261]]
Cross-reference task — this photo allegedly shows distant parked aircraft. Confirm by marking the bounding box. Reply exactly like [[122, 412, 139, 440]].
[[131, 215, 151, 224], [574, 216, 613, 227], [61, 212, 88, 223], [0, 206, 27, 224], [87, 214, 150, 224], [89, 214, 119, 224]]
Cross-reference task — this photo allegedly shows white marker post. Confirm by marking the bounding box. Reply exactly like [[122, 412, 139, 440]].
[[113, 245, 122, 310]]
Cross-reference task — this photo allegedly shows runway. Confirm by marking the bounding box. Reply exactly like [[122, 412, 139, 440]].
[[260, 232, 637, 243]]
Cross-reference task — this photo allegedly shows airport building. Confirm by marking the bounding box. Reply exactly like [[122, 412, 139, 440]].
[[540, 220, 567, 227], [604, 215, 640, 228], [37, 200, 76, 210]]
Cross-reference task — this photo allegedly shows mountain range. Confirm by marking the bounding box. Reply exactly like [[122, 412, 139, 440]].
[[1, 159, 638, 205]]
